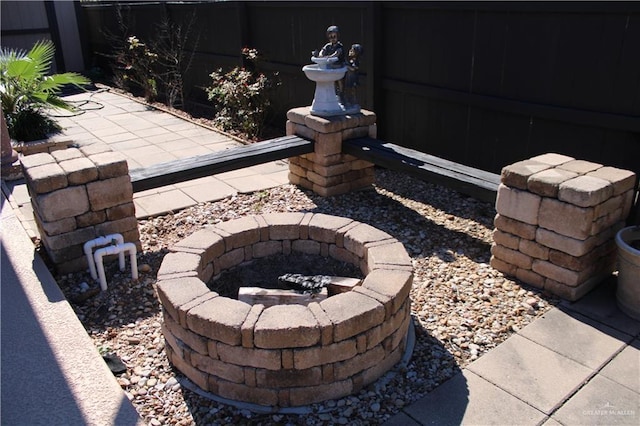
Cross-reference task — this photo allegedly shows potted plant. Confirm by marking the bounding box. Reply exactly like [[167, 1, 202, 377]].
[[615, 225, 640, 320], [0, 40, 89, 144]]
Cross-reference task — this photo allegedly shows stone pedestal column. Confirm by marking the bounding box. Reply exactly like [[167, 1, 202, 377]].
[[286, 107, 376, 197], [492, 153, 637, 300], [20, 145, 140, 274]]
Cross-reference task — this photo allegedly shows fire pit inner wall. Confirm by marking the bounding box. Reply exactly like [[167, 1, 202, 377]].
[[157, 213, 413, 407]]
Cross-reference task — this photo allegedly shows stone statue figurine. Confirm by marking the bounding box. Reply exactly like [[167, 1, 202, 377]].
[[342, 43, 363, 110], [313, 25, 345, 67], [304, 25, 362, 116]]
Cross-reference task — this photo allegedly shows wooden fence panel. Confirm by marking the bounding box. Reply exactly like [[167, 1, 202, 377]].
[[79, 1, 640, 176]]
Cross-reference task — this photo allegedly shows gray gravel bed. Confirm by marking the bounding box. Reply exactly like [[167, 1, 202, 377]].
[[55, 168, 557, 425]]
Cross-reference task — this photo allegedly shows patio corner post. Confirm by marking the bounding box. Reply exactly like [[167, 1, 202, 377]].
[[492, 153, 636, 301], [286, 107, 376, 197], [20, 145, 141, 274]]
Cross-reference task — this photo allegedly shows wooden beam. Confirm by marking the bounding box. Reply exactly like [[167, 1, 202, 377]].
[[238, 287, 327, 308], [130, 135, 313, 192], [343, 137, 500, 203]]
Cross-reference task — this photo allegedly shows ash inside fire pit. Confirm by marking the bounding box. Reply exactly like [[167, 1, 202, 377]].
[[208, 253, 364, 299]]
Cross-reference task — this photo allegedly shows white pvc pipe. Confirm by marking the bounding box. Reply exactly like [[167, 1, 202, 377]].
[[93, 242, 138, 291], [83, 234, 124, 279]]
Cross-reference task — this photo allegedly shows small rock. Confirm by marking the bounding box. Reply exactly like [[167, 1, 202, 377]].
[[139, 264, 152, 273]]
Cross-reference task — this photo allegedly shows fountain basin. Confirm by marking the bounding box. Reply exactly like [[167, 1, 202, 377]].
[[157, 213, 413, 408], [302, 64, 347, 82], [303, 57, 348, 117]]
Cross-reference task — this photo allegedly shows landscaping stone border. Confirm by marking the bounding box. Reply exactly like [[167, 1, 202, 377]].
[[156, 212, 413, 407]]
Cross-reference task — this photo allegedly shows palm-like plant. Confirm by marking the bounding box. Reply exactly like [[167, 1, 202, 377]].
[[0, 40, 89, 141]]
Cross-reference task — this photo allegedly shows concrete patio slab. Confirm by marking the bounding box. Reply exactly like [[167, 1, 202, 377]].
[[224, 173, 285, 193], [173, 145, 217, 159], [178, 177, 237, 203], [561, 278, 640, 336], [518, 308, 631, 369], [552, 374, 639, 425], [131, 125, 169, 138], [164, 121, 203, 132], [399, 370, 546, 426], [101, 132, 143, 145], [202, 140, 247, 153], [80, 116, 115, 130], [90, 125, 129, 138], [155, 138, 201, 151], [177, 127, 217, 138], [218, 165, 267, 179], [466, 334, 593, 414], [599, 339, 640, 393], [109, 138, 152, 152], [133, 188, 197, 217], [125, 150, 178, 168], [146, 132, 191, 144]]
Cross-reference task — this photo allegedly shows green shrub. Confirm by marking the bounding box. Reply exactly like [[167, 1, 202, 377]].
[[205, 48, 279, 140], [103, 6, 196, 107], [6, 109, 61, 142], [114, 35, 158, 102], [0, 40, 89, 141]]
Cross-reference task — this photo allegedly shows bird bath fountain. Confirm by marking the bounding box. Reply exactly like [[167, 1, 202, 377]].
[[302, 57, 348, 117]]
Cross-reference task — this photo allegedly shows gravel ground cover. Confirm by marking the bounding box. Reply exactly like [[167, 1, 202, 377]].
[[54, 168, 557, 425]]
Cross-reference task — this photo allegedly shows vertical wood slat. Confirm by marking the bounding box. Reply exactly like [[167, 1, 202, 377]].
[[78, 2, 640, 176]]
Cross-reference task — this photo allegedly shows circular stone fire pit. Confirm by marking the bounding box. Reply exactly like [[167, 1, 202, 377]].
[[156, 213, 413, 407]]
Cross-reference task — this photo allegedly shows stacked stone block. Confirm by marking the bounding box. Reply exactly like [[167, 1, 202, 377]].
[[492, 153, 637, 301], [20, 144, 140, 274], [286, 107, 377, 196], [157, 213, 413, 407]]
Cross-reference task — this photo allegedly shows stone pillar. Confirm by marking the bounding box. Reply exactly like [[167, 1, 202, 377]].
[[20, 145, 140, 274], [491, 153, 637, 301], [286, 107, 376, 197]]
